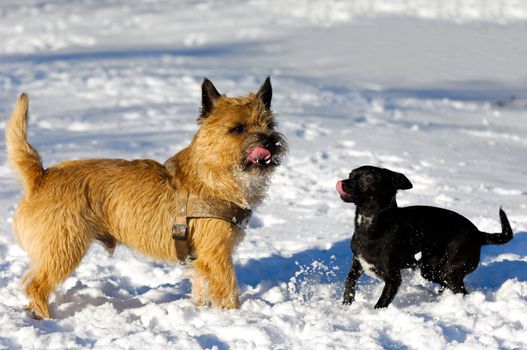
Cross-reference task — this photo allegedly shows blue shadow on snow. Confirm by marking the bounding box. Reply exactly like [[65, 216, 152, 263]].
[[237, 232, 527, 292]]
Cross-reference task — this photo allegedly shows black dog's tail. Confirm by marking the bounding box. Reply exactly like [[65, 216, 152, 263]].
[[481, 208, 513, 245]]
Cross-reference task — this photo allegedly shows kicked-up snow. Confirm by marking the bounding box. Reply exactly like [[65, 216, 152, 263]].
[[0, 1, 526, 349]]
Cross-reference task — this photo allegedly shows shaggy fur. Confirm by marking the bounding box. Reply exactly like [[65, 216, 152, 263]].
[[5, 78, 286, 319]]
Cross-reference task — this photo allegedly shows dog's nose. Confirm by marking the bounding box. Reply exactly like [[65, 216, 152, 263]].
[[336, 180, 346, 196], [261, 136, 277, 152]]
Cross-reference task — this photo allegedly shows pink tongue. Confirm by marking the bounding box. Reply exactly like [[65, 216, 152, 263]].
[[336, 181, 348, 196], [248, 147, 271, 164]]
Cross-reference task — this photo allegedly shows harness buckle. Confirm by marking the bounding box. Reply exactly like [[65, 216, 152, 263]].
[[172, 223, 188, 240]]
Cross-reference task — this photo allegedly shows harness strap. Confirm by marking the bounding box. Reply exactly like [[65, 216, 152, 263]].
[[173, 191, 191, 262], [172, 192, 252, 263]]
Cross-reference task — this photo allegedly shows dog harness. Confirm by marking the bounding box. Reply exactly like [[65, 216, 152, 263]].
[[172, 191, 252, 263]]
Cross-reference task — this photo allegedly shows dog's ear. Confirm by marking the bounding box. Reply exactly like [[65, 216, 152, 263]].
[[256, 76, 272, 111], [200, 78, 222, 118], [392, 171, 413, 190]]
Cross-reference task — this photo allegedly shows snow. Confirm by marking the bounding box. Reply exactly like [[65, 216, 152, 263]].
[[1, 0, 527, 349]]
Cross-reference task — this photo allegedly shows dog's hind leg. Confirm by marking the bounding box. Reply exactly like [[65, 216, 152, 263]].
[[445, 277, 468, 294], [343, 258, 363, 305], [25, 269, 56, 319], [420, 262, 444, 287], [443, 274, 468, 294], [441, 260, 471, 294], [24, 227, 92, 319], [440, 240, 478, 295], [423, 264, 467, 294]]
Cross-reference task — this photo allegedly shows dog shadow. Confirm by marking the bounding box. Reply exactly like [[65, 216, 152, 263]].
[[237, 231, 527, 302], [237, 239, 352, 291], [50, 276, 191, 319], [48, 232, 527, 318], [467, 231, 527, 289]]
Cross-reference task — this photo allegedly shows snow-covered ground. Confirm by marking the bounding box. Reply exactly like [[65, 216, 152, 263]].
[[1, 1, 527, 349]]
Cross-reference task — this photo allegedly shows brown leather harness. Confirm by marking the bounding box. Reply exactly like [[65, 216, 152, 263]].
[[172, 191, 252, 262]]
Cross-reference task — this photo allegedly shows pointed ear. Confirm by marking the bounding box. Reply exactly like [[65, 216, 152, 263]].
[[392, 171, 413, 190], [200, 78, 221, 118], [256, 76, 272, 111]]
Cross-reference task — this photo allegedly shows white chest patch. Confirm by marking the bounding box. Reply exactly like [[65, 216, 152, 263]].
[[358, 255, 380, 279], [357, 214, 373, 228], [414, 251, 422, 261]]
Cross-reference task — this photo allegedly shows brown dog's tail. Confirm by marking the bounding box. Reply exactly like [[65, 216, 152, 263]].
[[481, 208, 513, 245], [5, 93, 44, 195]]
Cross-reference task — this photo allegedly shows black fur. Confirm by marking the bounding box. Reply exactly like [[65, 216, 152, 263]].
[[256, 76, 272, 111], [338, 165, 514, 308]]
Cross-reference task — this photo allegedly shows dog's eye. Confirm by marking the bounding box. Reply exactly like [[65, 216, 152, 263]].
[[230, 125, 246, 134], [267, 121, 276, 130], [359, 175, 374, 190]]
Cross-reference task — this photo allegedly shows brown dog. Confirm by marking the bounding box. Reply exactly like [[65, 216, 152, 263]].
[[5, 77, 286, 319]]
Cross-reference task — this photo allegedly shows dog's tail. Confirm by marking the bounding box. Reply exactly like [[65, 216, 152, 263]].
[[481, 208, 513, 245], [5, 93, 44, 195]]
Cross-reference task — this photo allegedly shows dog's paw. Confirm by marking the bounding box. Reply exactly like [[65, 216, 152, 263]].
[[25, 303, 45, 320], [217, 295, 240, 309], [342, 297, 354, 305]]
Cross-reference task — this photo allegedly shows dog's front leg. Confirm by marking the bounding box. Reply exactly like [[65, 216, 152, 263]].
[[374, 271, 401, 309], [191, 273, 210, 306], [191, 220, 241, 309], [194, 255, 239, 309], [343, 258, 363, 305]]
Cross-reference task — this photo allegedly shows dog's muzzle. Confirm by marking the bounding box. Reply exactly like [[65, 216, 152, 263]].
[[337, 180, 353, 201]]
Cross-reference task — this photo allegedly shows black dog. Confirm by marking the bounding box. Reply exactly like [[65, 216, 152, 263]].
[[336, 165, 513, 308]]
